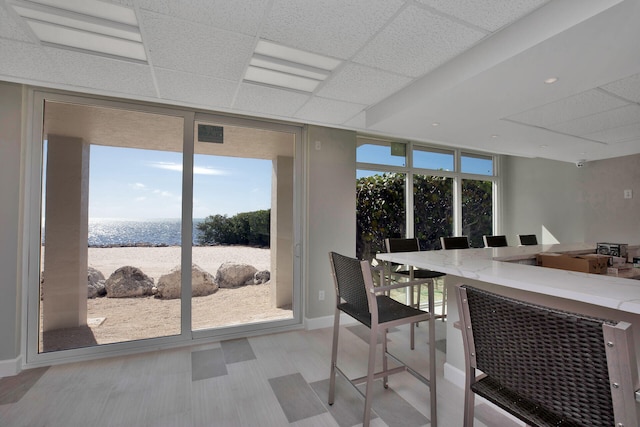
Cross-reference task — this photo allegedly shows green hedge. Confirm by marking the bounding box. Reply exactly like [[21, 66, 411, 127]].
[[357, 172, 491, 260], [196, 209, 270, 247]]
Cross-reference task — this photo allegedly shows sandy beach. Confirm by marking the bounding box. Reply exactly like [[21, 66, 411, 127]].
[[41, 246, 292, 351]]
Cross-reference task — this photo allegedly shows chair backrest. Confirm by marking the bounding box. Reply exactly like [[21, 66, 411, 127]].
[[328, 252, 370, 314], [518, 234, 538, 245], [385, 237, 420, 253], [483, 235, 508, 247], [457, 285, 639, 427], [440, 236, 470, 249]]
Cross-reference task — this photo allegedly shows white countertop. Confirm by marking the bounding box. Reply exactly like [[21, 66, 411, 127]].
[[377, 243, 640, 315]]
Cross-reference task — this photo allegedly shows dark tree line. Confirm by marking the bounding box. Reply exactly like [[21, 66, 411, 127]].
[[196, 209, 270, 247]]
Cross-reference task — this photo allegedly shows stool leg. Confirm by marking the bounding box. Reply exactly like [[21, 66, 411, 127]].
[[328, 308, 340, 405]]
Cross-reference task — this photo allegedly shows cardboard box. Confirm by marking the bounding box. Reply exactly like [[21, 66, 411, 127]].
[[597, 242, 628, 258], [536, 253, 610, 274]]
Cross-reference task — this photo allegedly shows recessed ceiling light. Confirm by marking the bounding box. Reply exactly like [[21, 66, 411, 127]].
[[539, 144, 548, 148], [11, 0, 146, 61], [544, 77, 559, 84], [244, 40, 341, 92], [431, 122, 440, 127], [491, 134, 499, 138]]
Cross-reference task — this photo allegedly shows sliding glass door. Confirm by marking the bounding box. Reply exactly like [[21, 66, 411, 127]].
[[27, 93, 302, 363], [190, 116, 296, 332]]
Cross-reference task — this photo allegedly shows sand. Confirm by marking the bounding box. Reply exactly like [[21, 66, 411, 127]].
[[41, 246, 293, 351]]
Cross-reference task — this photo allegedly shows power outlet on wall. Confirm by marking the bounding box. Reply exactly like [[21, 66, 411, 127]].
[[624, 189, 633, 199], [319, 290, 325, 301]]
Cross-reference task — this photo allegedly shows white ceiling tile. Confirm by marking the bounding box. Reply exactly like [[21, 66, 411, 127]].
[[0, 39, 65, 82], [506, 89, 630, 128], [261, 0, 404, 59], [547, 104, 640, 136], [416, 0, 550, 32], [585, 122, 640, 144], [0, 2, 35, 42], [140, 11, 254, 79], [601, 72, 640, 103], [317, 63, 412, 105], [294, 97, 365, 124], [154, 68, 237, 108], [43, 46, 157, 97], [353, 5, 486, 77], [234, 83, 310, 117], [137, 0, 269, 35]]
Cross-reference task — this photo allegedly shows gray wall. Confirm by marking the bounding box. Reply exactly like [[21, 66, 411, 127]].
[[502, 156, 585, 244], [0, 82, 23, 363], [581, 154, 640, 244], [503, 155, 640, 246], [305, 126, 357, 319]]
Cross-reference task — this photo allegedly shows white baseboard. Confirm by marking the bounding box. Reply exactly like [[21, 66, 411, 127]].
[[304, 313, 358, 330], [0, 355, 22, 378]]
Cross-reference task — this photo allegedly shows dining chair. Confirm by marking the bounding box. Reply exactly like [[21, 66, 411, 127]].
[[482, 235, 508, 247], [455, 284, 640, 427], [518, 234, 538, 245], [440, 236, 470, 249], [328, 252, 437, 427], [385, 238, 447, 332]]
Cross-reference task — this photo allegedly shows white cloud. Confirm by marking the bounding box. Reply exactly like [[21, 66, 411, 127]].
[[130, 182, 146, 189], [148, 162, 228, 176]]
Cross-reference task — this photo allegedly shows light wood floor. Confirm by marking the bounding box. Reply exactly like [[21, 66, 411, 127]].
[[0, 321, 519, 426]]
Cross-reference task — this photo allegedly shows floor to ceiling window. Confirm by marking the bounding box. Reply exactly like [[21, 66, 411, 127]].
[[356, 136, 499, 261]]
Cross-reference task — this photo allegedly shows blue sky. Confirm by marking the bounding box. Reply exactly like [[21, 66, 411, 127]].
[[88, 145, 272, 219]]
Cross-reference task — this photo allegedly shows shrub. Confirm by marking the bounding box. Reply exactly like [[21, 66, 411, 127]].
[[196, 209, 270, 247]]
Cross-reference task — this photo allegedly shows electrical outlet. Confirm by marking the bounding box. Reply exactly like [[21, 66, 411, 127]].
[[315, 140, 322, 150], [624, 189, 633, 199], [319, 290, 325, 301]]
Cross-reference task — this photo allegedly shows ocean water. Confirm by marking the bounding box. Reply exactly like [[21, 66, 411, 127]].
[[87, 218, 204, 247]]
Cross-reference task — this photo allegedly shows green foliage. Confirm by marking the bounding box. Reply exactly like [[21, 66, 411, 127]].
[[356, 173, 406, 260], [462, 180, 493, 248], [357, 173, 492, 260], [196, 209, 270, 247]]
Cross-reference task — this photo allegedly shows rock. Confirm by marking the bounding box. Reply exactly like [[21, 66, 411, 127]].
[[254, 270, 270, 284], [40, 268, 107, 299], [216, 262, 258, 288], [156, 264, 218, 299], [105, 266, 154, 298], [87, 267, 106, 298]]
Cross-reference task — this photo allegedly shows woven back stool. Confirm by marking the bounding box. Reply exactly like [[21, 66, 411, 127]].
[[456, 284, 639, 427], [328, 252, 437, 427]]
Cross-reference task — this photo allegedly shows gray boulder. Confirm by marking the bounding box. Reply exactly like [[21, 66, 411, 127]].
[[40, 268, 107, 299], [216, 262, 258, 288], [87, 267, 106, 298], [105, 266, 154, 298], [254, 270, 270, 284], [156, 264, 218, 299]]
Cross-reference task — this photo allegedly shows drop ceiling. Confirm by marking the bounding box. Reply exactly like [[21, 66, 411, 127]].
[[2, 0, 639, 163]]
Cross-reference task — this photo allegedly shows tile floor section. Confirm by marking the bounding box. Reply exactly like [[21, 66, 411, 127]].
[[0, 321, 520, 426]]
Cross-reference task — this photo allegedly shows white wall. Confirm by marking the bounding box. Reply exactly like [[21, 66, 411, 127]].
[[503, 154, 640, 245], [580, 154, 640, 244], [0, 82, 23, 366], [305, 126, 356, 320], [502, 156, 585, 244]]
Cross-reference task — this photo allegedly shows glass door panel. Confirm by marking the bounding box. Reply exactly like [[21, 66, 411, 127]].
[[191, 120, 295, 330], [38, 100, 184, 352]]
